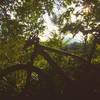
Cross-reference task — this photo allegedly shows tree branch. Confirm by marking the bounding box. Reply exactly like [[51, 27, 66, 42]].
[[41, 45, 87, 64]]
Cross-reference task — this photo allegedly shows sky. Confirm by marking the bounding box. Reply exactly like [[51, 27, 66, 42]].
[[39, 2, 84, 43], [8, 0, 84, 43], [40, 13, 84, 43]]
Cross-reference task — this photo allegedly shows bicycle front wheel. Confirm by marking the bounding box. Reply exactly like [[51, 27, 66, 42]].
[[0, 64, 55, 100]]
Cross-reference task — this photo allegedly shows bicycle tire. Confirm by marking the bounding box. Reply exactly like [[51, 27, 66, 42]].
[[0, 64, 56, 100]]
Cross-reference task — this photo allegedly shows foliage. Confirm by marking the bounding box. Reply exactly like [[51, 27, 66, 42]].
[[0, 0, 100, 99]]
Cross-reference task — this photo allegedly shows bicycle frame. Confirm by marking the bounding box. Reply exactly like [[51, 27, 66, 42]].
[[25, 36, 87, 63], [0, 36, 99, 99], [24, 36, 89, 86]]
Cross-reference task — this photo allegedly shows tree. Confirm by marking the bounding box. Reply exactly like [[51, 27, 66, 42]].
[[0, 0, 100, 99]]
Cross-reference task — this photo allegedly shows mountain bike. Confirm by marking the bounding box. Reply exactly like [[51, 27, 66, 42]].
[[0, 34, 88, 100]]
